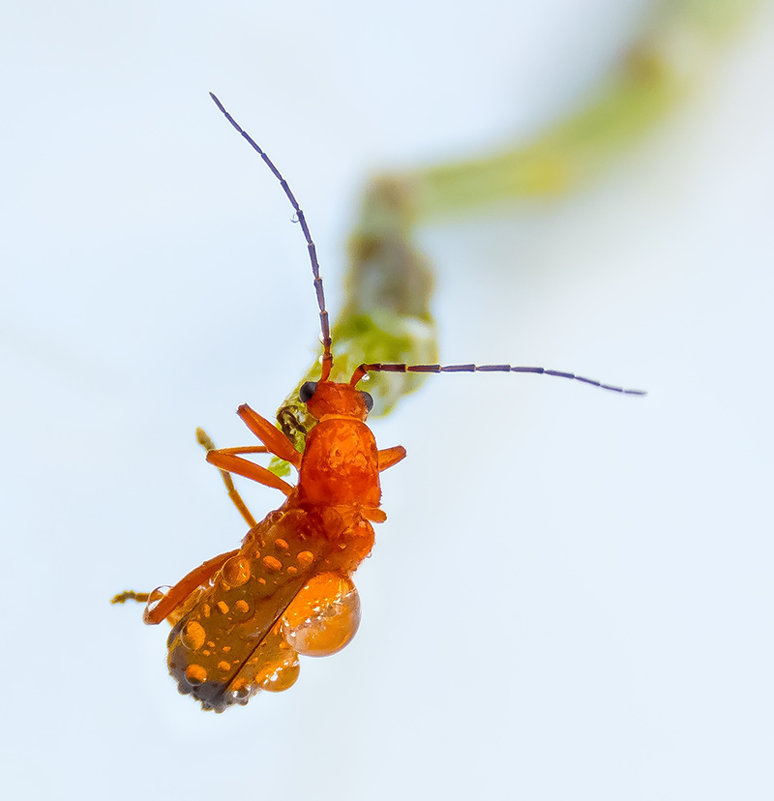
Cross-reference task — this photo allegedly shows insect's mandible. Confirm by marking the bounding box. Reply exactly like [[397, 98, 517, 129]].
[[111, 92, 645, 712]]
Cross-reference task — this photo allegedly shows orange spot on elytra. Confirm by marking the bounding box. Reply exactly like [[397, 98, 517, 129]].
[[262, 555, 283, 573], [185, 664, 207, 686]]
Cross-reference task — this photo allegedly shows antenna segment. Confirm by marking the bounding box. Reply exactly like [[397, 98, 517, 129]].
[[350, 362, 646, 395], [209, 92, 333, 381]]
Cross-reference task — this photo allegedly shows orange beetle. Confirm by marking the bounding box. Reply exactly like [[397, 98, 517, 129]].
[[113, 93, 644, 712]]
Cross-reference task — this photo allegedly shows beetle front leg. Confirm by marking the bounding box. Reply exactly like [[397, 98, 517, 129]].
[[237, 404, 303, 467]]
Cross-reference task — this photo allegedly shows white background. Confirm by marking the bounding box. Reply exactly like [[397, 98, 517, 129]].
[[2, 2, 772, 799]]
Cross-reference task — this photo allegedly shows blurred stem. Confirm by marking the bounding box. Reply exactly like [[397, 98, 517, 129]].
[[412, 0, 758, 215], [268, 0, 758, 475]]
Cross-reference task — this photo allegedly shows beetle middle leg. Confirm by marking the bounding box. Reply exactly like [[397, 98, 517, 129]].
[[196, 428, 261, 528], [205, 448, 295, 496], [201, 405, 303, 497]]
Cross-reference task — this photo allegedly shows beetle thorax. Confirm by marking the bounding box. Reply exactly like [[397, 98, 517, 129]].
[[297, 414, 381, 509]]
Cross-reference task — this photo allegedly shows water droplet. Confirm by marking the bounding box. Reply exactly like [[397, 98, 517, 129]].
[[234, 600, 250, 615], [202, 603, 211, 618], [274, 538, 290, 552], [216, 600, 230, 615], [185, 664, 207, 686], [262, 555, 283, 573], [217, 661, 231, 672], [258, 652, 300, 693], [180, 621, 206, 651], [287, 566, 298, 576], [281, 573, 361, 657], [143, 585, 170, 622], [229, 686, 257, 706], [167, 621, 183, 648], [296, 551, 314, 568], [222, 556, 251, 587]]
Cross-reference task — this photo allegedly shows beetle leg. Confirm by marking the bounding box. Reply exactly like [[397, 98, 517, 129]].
[[111, 590, 150, 605], [377, 445, 407, 471], [205, 450, 294, 496], [143, 548, 241, 625], [197, 428, 260, 528], [237, 404, 303, 467]]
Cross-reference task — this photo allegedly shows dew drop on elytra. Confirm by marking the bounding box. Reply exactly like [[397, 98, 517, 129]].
[[281, 573, 361, 657]]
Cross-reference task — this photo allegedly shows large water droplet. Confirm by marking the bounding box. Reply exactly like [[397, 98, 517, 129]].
[[142, 585, 170, 623], [222, 556, 251, 587], [180, 620, 206, 651], [281, 573, 361, 657]]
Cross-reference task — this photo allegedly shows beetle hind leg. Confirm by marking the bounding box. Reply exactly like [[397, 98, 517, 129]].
[[111, 590, 150, 605], [140, 548, 241, 625]]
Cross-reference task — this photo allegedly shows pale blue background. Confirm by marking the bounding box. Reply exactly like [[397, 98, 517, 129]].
[[2, 1, 773, 799]]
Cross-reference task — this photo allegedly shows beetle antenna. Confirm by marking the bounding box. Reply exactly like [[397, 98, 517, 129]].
[[209, 92, 333, 380], [350, 362, 646, 395]]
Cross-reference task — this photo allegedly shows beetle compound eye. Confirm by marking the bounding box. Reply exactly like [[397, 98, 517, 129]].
[[360, 391, 374, 412], [299, 381, 318, 403]]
